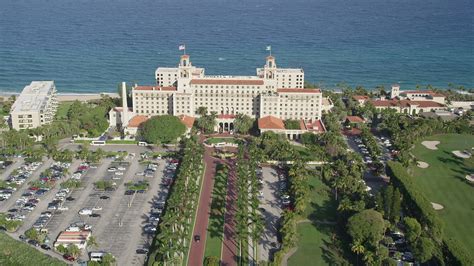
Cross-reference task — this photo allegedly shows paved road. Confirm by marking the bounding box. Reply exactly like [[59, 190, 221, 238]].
[[220, 158, 237, 266], [187, 146, 218, 266], [258, 166, 282, 262]]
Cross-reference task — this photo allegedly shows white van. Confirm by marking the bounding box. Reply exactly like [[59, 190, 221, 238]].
[[138, 142, 148, 146], [90, 252, 106, 262]]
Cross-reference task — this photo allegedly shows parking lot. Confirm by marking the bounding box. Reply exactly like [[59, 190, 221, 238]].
[[1, 145, 177, 264], [346, 135, 393, 193], [258, 166, 284, 262]]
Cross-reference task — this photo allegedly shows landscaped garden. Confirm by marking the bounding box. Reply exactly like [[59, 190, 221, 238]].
[[410, 134, 474, 251], [204, 164, 228, 260], [288, 174, 339, 266], [205, 137, 240, 145]]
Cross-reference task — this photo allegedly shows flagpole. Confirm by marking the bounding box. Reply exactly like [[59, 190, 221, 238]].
[[184, 44, 186, 55]]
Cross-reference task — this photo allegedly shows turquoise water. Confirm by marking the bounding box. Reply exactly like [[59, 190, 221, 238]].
[[0, 0, 473, 92]]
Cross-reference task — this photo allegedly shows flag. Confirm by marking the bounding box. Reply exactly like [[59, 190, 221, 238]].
[[179, 44, 186, 51], [266, 45, 271, 51]]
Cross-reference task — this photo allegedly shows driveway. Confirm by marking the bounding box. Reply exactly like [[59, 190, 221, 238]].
[[258, 166, 282, 262]]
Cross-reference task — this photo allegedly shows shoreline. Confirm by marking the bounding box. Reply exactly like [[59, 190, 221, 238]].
[[0, 92, 120, 102]]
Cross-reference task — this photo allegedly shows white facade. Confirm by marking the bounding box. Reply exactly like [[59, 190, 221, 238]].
[[10, 81, 58, 130], [132, 55, 321, 123]]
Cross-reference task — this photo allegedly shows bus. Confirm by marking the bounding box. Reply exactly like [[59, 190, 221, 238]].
[[91, 140, 106, 146]]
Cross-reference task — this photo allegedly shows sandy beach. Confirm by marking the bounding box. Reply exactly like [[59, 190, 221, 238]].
[[0, 92, 119, 102]]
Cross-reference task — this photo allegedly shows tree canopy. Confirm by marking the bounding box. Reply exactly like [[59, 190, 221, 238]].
[[140, 115, 186, 144], [347, 209, 385, 248], [233, 114, 254, 134]]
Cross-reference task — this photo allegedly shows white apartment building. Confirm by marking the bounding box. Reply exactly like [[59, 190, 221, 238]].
[[131, 54, 322, 133], [10, 81, 58, 130]]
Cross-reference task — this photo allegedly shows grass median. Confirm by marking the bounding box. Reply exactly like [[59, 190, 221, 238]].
[[204, 164, 229, 259]]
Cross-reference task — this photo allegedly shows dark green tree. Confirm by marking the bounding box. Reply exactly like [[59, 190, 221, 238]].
[[347, 209, 385, 248], [403, 217, 421, 244], [413, 237, 434, 263], [233, 113, 254, 134], [140, 115, 186, 144]]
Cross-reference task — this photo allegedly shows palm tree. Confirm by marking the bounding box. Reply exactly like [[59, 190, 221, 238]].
[[351, 240, 365, 266], [86, 235, 99, 254]]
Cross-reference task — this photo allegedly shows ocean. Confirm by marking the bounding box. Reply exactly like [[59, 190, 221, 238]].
[[0, 0, 473, 93]]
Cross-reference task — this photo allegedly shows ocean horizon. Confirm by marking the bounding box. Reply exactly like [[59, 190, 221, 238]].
[[0, 0, 473, 93]]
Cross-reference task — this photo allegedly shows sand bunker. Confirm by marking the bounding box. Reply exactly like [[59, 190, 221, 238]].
[[465, 175, 474, 183], [421, 141, 440, 150], [431, 202, 444, 210], [417, 161, 429, 168], [452, 150, 471, 159]]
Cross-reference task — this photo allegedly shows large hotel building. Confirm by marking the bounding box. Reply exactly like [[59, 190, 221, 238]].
[[113, 54, 325, 138]]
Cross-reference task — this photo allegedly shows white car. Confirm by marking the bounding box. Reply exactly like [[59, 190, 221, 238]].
[[58, 206, 69, 211], [117, 167, 126, 171], [115, 172, 124, 176], [92, 206, 102, 211], [107, 167, 117, 172], [83, 224, 92, 230], [66, 226, 80, 232], [79, 208, 92, 215]]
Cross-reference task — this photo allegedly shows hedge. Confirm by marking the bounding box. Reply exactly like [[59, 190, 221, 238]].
[[386, 161, 473, 265]]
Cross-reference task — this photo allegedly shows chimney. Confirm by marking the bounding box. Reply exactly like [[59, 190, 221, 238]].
[[121, 82, 128, 127]]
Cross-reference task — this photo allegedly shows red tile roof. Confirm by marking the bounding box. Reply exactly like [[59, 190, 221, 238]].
[[190, 79, 264, 86], [410, 101, 445, 108], [346, 116, 365, 123], [128, 115, 149, 128], [134, 86, 177, 91], [258, 116, 285, 130], [353, 95, 369, 100], [277, 88, 321, 93], [371, 99, 444, 108], [178, 115, 195, 128], [306, 119, 326, 133], [299, 120, 306, 130]]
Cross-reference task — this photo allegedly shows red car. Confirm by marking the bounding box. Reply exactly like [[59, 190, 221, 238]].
[[63, 254, 75, 262], [29, 187, 40, 191]]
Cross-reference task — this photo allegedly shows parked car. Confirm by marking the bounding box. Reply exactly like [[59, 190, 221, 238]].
[[136, 248, 149, 254], [28, 239, 40, 247], [41, 244, 51, 250], [79, 208, 93, 215]]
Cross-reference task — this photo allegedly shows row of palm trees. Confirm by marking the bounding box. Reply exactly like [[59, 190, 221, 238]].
[[234, 143, 264, 265], [150, 136, 204, 265]]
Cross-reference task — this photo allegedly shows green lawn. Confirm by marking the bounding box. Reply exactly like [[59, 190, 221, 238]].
[[55, 101, 73, 120], [0, 232, 66, 266], [204, 164, 228, 259], [288, 173, 339, 266], [206, 137, 240, 144], [410, 134, 474, 251]]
